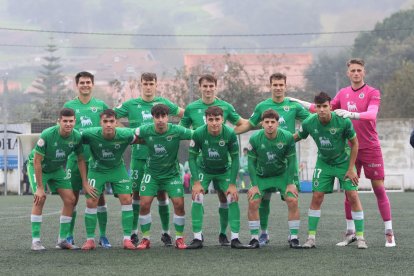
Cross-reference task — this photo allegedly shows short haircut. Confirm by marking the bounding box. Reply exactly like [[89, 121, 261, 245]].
[[141, 72, 157, 82], [261, 109, 279, 121], [151, 104, 170, 117], [198, 74, 217, 86], [314, 92, 331, 104], [269, 73, 287, 84], [59, 108, 75, 118], [347, 58, 365, 67], [100, 109, 117, 119], [75, 71, 94, 84], [205, 106, 223, 117]]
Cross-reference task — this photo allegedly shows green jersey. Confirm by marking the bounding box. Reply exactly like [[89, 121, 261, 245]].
[[114, 97, 180, 160], [249, 98, 309, 133], [64, 97, 109, 160], [137, 123, 192, 179], [180, 98, 241, 129], [247, 128, 296, 185], [28, 125, 83, 173], [81, 127, 135, 172], [189, 124, 239, 182], [298, 112, 356, 165]]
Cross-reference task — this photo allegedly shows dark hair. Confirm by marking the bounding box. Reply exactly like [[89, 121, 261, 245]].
[[198, 74, 217, 86], [205, 106, 223, 117], [151, 104, 170, 117], [261, 109, 279, 121], [314, 92, 331, 104], [141, 72, 157, 82], [269, 73, 287, 84], [347, 58, 365, 67], [75, 71, 94, 85], [59, 108, 75, 118], [100, 109, 117, 118]]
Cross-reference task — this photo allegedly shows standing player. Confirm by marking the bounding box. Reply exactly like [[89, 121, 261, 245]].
[[64, 71, 111, 248], [291, 59, 395, 247], [294, 92, 367, 249], [80, 109, 138, 250], [180, 74, 249, 246], [235, 73, 309, 246], [29, 108, 91, 250], [135, 104, 192, 250], [187, 106, 248, 249], [246, 109, 301, 249], [114, 72, 184, 246]]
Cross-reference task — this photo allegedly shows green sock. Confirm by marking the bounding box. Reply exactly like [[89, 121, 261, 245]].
[[68, 210, 77, 237], [249, 220, 260, 236], [31, 215, 42, 239], [191, 202, 204, 233], [85, 209, 97, 239], [228, 202, 240, 234], [158, 201, 170, 232], [288, 220, 300, 237], [219, 204, 228, 234], [97, 205, 107, 237], [352, 211, 365, 237], [173, 214, 185, 237], [121, 206, 133, 237], [308, 209, 321, 236], [132, 202, 140, 232], [259, 199, 270, 232], [59, 216, 72, 240], [139, 214, 152, 237]]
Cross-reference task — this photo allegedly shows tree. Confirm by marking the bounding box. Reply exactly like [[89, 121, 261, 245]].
[[32, 40, 73, 120]]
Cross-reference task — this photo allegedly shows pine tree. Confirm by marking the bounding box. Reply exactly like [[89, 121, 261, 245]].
[[33, 39, 72, 120]]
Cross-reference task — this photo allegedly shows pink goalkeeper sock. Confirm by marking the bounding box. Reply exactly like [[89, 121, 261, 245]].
[[373, 185, 392, 221], [344, 194, 353, 220]]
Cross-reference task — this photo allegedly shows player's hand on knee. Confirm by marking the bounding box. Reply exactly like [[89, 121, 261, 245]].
[[344, 170, 359, 186], [247, 186, 260, 201], [34, 188, 46, 205], [191, 181, 204, 200], [84, 184, 98, 199], [226, 184, 238, 202], [285, 184, 298, 198]]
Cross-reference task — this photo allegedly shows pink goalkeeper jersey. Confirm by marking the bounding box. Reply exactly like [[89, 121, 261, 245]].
[[331, 84, 381, 150]]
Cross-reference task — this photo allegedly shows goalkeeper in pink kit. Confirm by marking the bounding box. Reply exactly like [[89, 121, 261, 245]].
[[291, 58, 395, 247]]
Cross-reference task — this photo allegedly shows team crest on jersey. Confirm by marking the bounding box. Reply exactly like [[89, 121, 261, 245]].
[[208, 148, 220, 158], [313, 180, 319, 187], [219, 139, 225, 146], [37, 138, 45, 147], [137, 104, 141, 108], [277, 142, 284, 149], [279, 116, 286, 124], [329, 128, 337, 135], [99, 143, 102, 147], [189, 140, 195, 147], [54, 142, 58, 147], [166, 136, 173, 142], [55, 149, 65, 158], [68, 142, 74, 148], [283, 106, 290, 112], [261, 144, 266, 149], [359, 93, 365, 99], [313, 129, 318, 134], [204, 140, 209, 145], [114, 144, 120, 149], [91, 107, 98, 113]]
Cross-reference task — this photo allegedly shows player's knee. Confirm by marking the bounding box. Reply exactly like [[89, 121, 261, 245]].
[[193, 193, 204, 204], [226, 194, 238, 203], [248, 199, 260, 211], [63, 195, 76, 207], [285, 196, 298, 207], [345, 191, 359, 204]]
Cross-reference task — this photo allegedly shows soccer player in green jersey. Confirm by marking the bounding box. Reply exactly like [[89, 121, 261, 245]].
[[294, 92, 367, 249], [114, 72, 184, 246], [80, 109, 139, 250], [63, 71, 111, 248], [29, 108, 91, 251], [180, 74, 249, 246], [186, 106, 249, 249], [246, 109, 301, 249], [135, 104, 192, 250], [235, 72, 309, 246]]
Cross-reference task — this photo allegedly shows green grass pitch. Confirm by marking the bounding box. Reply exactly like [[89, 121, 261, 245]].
[[0, 192, 412, 275]]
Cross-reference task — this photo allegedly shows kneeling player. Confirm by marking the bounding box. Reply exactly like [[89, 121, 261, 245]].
[[247, 109, 301, 249], [294, 92, 367, 249]]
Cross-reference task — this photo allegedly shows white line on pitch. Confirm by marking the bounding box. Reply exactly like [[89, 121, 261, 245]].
[[0, 211, 61, 220]]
